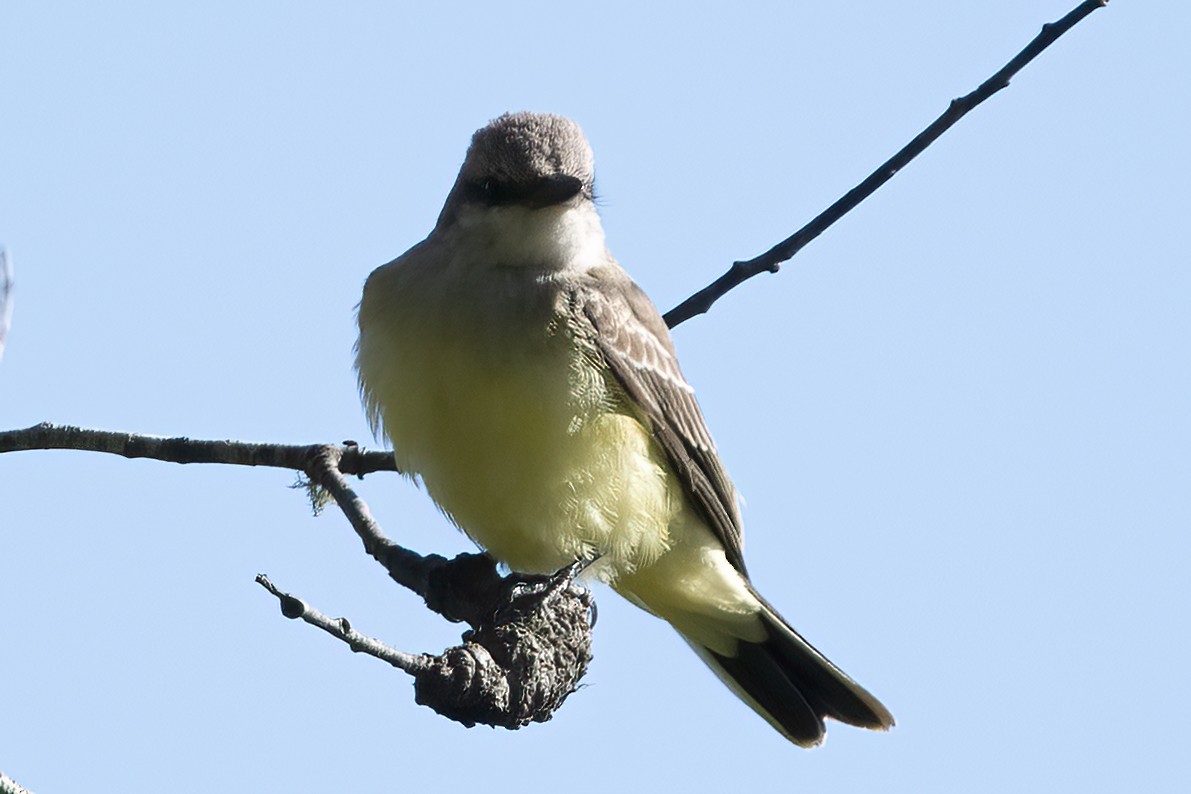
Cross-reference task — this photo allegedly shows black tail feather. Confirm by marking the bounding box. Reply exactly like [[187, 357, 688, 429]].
[[704, 598, 893, 747]]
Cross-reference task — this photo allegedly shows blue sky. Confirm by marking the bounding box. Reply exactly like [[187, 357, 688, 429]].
[[2, 2, 1187, 792]]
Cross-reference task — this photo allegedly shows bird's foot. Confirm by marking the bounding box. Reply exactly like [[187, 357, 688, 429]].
[[510, 555, 600, 600]]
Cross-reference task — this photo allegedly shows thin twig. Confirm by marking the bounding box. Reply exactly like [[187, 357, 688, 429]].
[[300, 443, 453, 607], [0, 423, 396, 476], [301, 444, 558, 628], [255, 570, 594, 730], [663, 0, 1109, 328], [303, 445, 402, 562], [255, 575, 430, 672]]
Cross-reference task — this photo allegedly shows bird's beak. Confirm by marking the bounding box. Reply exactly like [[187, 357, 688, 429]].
[[523, 174, 584, 208]]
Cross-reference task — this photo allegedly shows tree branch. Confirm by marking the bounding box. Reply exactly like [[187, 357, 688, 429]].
[[663, 0, 1109, 328], [0, 424, 508, 623], [300, 443, 512, 625], [0, 422, 396, 475], [255, 575, 430, 672], [256, 571, 593, 729], [2, 423, 595, 730]]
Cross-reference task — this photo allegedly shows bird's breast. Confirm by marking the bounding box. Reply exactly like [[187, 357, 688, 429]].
[[357, 258, 678, 575]]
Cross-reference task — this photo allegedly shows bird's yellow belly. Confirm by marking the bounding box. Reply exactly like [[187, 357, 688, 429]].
[[366, 311, 679, 577]]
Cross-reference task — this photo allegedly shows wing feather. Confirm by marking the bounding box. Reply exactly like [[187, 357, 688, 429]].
[[571, 267, 747, 573]]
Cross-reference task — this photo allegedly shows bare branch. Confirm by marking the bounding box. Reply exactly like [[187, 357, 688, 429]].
[[256, 570, 594, 730], [3, 422, 596, 729], [262, 453, 597, 729], [663, 0, 1110, 328], [299, 444, 508, 624], [0, 423, 396, 476], [0, 424, 497, 620], [1, 424, 537, 622], [256, 575, 430, 672]]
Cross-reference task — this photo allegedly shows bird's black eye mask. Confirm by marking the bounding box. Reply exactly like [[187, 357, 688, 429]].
[[465, 174, 588, 209]]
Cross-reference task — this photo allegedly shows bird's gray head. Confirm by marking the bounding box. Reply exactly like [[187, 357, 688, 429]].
[[437, 112, 595, 228]]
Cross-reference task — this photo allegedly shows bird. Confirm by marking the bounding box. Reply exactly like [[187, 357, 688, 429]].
[[355, 111, 893, 746]]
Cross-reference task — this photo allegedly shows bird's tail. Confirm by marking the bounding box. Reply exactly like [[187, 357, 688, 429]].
[[614, 557, 895, 747], [612, 526, 893, 747], [684, 588, 894, 747]]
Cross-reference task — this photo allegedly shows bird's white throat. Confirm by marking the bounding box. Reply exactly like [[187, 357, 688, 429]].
[[451, 201, 608, 273]]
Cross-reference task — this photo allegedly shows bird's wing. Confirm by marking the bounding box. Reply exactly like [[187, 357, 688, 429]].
[[571, 265, 747, 573]]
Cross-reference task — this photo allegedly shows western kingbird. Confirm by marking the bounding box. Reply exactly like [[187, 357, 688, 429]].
[[355, 112, 893, 746]]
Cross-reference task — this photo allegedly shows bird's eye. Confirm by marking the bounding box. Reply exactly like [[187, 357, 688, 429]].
[[474, 178, 504, 205]]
